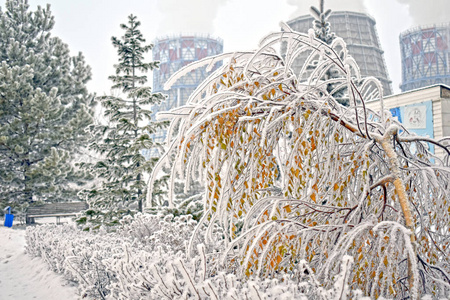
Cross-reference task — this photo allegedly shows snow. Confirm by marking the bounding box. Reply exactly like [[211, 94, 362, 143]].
[[0, 225, 78, 300]]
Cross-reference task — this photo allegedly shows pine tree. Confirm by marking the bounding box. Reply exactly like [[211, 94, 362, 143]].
[[310, 0, 335, 44], [0, 0, 94, 209], [309, 0, 349, 106], [78, 14, 166, 226]]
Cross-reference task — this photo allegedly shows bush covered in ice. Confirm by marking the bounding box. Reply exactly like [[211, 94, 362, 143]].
[[26, 213, 374, 299]]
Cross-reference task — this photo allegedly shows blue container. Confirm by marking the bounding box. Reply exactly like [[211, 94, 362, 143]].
[[4, 214, 14, 227]]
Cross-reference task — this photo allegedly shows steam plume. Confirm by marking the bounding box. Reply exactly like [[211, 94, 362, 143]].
[[286, 0, 367, 19], [157, 0, 229, 35], [396, 0, 448, 26]]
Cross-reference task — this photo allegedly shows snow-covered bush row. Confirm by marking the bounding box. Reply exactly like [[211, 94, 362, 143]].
[[26, 223, 124, 299], [26, 213, 377, 299], [26, 213, 197, 298], [119, 213, 197, 253], [25, 213, 215, 299], [108, 247, 371, 300]]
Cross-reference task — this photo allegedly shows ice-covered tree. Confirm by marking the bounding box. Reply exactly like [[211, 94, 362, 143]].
[[0, 0, 94, 207], [307, 0, 350, 106], [310, 0, 334, 44], [79, 15, 166, 225], [149, 22, 450, 298]]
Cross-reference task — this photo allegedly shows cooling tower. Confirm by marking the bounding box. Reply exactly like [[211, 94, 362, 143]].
[[285, 11, 393, 96], [152, 35, 223, 111], [146, 35, 223, 156], [400, 23, 450, 92]]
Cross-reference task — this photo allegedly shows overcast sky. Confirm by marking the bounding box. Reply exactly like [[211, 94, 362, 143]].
[[6, 0, 450, 95]]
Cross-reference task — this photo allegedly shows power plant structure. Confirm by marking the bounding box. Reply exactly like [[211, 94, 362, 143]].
[[146, 34, 223, 157], [284, 11, 393, 96], [399, 23, 450, 92]]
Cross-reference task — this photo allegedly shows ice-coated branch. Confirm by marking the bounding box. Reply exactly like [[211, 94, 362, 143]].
[[147, 22, 450, 298]]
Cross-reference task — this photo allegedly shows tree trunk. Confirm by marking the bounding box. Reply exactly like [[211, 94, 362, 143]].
[[375, 125, 419, 299]]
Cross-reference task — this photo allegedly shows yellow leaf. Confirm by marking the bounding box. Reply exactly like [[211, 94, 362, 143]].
[[312, 183, 318, 192], [389, 285, 395, 295], [276, 255, 282, 264], [284, 205, 291, 213]]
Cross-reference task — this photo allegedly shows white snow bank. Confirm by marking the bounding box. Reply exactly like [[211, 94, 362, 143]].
[[0, 225, 78, 300]]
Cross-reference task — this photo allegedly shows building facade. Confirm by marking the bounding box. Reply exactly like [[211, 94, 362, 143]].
[[366, 84, 450, 158], [400, 24, 450, 92]]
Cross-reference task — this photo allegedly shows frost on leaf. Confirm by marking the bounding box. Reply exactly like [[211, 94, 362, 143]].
[[148, 22, 450, 298]]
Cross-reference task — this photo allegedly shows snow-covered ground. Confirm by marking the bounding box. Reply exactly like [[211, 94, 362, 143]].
[[0, 225, 78, 300]]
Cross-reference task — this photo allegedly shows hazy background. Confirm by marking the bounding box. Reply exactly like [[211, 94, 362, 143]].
[[4, 0, 449, 95]]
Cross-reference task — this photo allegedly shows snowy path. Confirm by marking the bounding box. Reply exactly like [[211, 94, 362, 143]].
[[0, 226, 78, 300]]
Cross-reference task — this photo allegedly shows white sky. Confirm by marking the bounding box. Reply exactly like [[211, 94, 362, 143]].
[[6, 0, 449, 95]]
